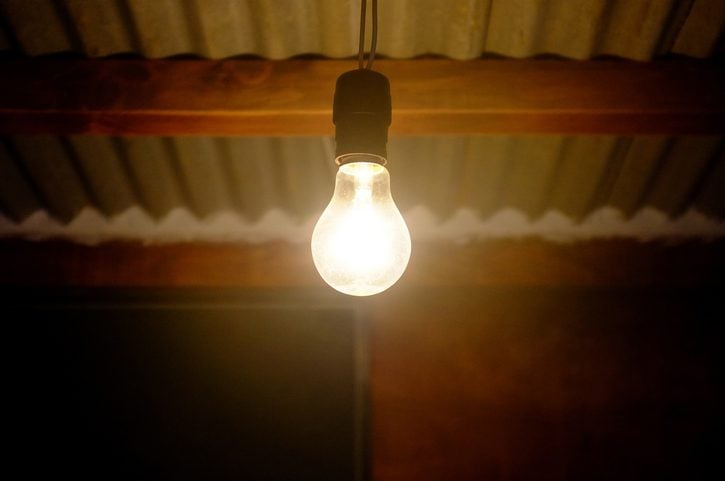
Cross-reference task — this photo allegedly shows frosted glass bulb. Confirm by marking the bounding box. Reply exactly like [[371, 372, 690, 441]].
[[311, 157, 411, 296]]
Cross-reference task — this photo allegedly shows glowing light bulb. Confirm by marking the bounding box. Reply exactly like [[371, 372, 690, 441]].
[[315, 61, 404, 296], [311, 155, 411, 296]]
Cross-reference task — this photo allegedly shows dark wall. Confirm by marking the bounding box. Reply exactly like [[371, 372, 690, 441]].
[[370, 286, 723, 481], [5, 290, 366, 481], [4, 286, 722, 480]]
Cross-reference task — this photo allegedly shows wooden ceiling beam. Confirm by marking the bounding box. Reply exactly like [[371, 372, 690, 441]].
[[0, 239, 722, 288], [0, 59, 723, 135]]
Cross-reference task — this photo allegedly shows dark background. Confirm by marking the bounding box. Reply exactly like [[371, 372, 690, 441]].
[[5, 290, 366, 481], [3, 285, 723, 481]]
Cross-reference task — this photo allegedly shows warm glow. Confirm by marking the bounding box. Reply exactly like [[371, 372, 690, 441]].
[[311, 159, 411, 296]]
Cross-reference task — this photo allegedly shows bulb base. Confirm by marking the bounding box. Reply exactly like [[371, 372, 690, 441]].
[[335, 152, 386, 166], [333, 69, 391, 159]]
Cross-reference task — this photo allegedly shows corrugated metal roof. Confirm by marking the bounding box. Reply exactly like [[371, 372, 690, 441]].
[[1, 0, 723, 60], [1, 135, 723, 243], [1, 1, 724, 242]]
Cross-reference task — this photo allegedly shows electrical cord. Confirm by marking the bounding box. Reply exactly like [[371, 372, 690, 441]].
[[357, 0, 378, 70], [366, 0, 378, 70], [357, 0, 366, 69]]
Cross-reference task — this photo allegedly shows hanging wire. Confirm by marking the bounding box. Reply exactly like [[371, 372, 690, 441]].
[[366, 0, 378, 70], [357, 0, 367, 69], [357, 0, 379, 70]]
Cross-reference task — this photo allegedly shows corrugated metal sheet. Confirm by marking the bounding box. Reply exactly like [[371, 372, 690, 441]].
[[1, 0, 723, 60], [1, 135, 723, 235], [1, 1, 724, 241]]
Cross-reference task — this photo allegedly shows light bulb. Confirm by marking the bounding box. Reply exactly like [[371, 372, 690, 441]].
[[311, 154, 411, 296], [314, 66, 406, 296]]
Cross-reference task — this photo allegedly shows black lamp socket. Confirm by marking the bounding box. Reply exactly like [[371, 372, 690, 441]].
[[333, 69, 391, 164]]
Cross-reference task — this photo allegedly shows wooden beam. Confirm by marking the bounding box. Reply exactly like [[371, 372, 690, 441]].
[[0, 239, 722, 287], [0, 59, 723, 135]]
